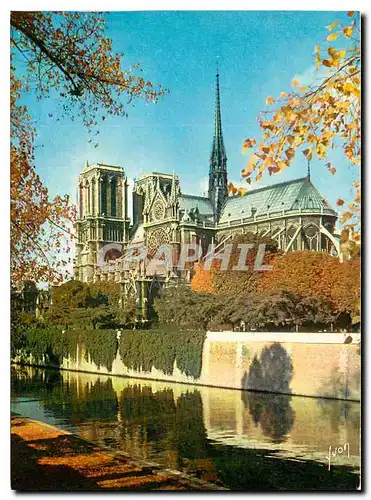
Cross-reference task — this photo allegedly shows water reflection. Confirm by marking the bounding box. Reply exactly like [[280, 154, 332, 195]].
[[243, 392, 295, 444], [11, 366, 360, 490]]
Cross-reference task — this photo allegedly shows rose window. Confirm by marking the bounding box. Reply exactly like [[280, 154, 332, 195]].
[[153, 200, 165, 221]]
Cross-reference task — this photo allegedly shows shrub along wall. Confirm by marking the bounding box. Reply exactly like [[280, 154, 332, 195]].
[[13, 327, 206, 380], [20, 328, 79, 365], [119, 328, 206, 379]]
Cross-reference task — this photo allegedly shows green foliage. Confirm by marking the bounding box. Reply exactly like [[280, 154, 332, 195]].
[[19, 327, 79, 365], [176, 329, 206, 378], [46, 280, 136, 329], [119, 329, 176, 375], [119, 327, 206, 379], [13, 326, 119, 371], [81, 330, 118, 371], [153, 286, 222, 330], [211, 289, 337, 331]]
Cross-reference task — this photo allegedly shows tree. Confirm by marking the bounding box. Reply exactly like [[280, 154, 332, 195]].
[[191, 232, 279, 297], [46, 279, 135, 329], [259, 250, 360, 324], [11, 74, 75, 283], [237, 12, 360, 239], [212, 289, 336, 331], [10, 12, 167, 283], [153, 286, 222, 330], [190, 263, 216, 294]]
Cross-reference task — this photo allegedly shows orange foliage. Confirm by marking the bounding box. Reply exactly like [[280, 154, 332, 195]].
[[234, 12, 361, 237], [191, 263, 216, 294], [191, 234, 279, 297], [260, 251, 360, 318]]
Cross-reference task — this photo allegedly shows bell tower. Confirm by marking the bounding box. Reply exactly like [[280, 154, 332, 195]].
[[208, 71, 228, 221], [74, 162, 130, 282]]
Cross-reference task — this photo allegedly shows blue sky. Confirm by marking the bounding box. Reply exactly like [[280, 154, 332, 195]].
[[20, 10, 359, 221]]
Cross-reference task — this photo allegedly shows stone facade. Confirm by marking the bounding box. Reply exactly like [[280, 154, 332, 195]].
[[74, 162, 130, 282], [74, 73, 340, 284]]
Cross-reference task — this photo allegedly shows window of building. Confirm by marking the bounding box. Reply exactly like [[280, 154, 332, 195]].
[[111, 178, 117, 217]]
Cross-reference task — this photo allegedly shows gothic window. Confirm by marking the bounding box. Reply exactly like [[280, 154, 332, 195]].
[[91, 179, 95, 215], [101, 177, 107, 215], [152, 199, 165, 221], [79, 184, 83, 218], [111, 177, 117, 217], [87, 182, 90, 215], [287, 225, 298, 251], [304, 224, 318, 251]]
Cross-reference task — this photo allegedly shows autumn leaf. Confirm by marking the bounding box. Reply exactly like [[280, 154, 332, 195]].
[[303, 148, 312, 160], [348, 11, 355, 17], [341, 211, 353, 223], [291, 79, 300, 86], [336, 198, 345, 206], [266, 96, 275, 105], [285, 147, 295, 161], [322, 59, 333, 67], [228, 182, 238, 195], [327, 33, 339, 41], [268, 165, 280, 175], [326, 20, 339, 31], [325, 162, 336, 175], [343, 26, 354, 37], [242, 138, 256, 154]]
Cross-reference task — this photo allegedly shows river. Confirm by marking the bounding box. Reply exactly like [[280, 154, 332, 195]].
[[11, 365, 360, 490]]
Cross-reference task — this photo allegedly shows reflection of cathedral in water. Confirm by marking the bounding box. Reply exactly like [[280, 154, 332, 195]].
[[74, 72, 340, 284]]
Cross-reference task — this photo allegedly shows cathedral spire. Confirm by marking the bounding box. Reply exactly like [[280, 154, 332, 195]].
[[307, 159, 311, 181], [210, 71, 227, 168], [209, 70, 228, 221]]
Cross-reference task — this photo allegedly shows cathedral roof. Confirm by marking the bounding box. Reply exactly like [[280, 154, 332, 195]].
[[179, 194, 214, 216], [218, 177, 336, 225]]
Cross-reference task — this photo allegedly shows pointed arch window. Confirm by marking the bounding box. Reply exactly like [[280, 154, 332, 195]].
[[101, 177, 107, 215], [79, 184, 83, 218], [91, 179, 96, 215], [87, 181, 90, 215], [111, 177, 117, 216]]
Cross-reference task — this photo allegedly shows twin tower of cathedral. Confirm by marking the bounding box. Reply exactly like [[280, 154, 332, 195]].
[[74, 73, 338, 282]]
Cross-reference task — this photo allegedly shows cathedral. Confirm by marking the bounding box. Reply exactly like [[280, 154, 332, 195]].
[[74, 73, 340, 284]]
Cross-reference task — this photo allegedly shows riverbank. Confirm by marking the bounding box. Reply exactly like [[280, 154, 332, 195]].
[[11, 414, 227, 491], [13, 329, 361, 400]]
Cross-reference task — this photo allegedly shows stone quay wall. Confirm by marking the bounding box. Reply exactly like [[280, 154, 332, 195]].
[[52, 331, 361, 402]]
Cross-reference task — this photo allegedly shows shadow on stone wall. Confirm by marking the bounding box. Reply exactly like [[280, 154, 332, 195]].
[[242, 391, 295, 443], [242, 342, 293, 394]]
